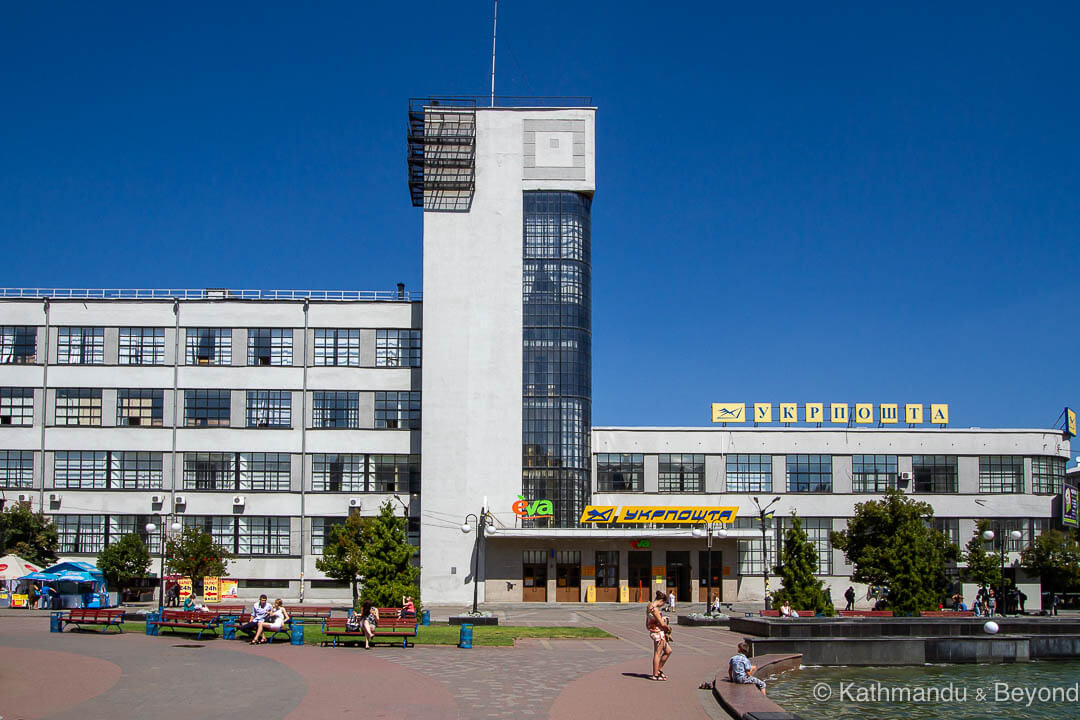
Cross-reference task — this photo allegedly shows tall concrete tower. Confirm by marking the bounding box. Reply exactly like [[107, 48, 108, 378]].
[[410, 98, 597, 603]]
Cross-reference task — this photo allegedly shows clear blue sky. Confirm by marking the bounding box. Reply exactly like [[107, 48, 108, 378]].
[[1, 2, 1077, 432]]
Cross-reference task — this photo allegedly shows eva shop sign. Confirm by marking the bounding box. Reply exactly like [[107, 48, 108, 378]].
[[513, 496, 554, 520]]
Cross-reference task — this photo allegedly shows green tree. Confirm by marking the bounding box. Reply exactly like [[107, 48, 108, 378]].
[[772, 514, 833, 615], [831, 489, 958, 613], [164, 526, 230, 594], [316, 513, 367, 602], [356, 500, 419, 608], [964, 520, 1002, 591], [1022, 529, 1080, 594], [97, 533, 151, 596], [0, 503, 59, 567]]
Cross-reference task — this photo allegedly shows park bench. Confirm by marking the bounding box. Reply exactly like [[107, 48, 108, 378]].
[[232, 613, 291, 643], [150, 610, 220, 640], [838, 610, 894, 617], [920, 610, 974, 617], [287, 605, 332, 625], [323, 615, 418, 648], [760, 609, 815, 618], [61, 608, 126, 634], [211, 604, 247, 618]]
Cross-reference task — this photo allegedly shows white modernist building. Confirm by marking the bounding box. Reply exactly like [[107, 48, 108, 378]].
[[0, 98, 1070, 607]]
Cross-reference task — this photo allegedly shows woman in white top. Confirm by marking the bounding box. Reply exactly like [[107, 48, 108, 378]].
[[251, 598, 289, 645]]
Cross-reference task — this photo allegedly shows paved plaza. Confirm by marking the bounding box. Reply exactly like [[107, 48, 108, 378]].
[[0, 605, 743, 720]]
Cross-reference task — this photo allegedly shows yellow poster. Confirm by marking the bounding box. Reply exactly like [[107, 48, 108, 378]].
[[806, 403, 823, 423], [880, 404, 899, 424], [203, 576, 220, 603], [930, 404, 949, 425], [178, 577, 192, 600], [905, 404, 924, 424], [754, 403, 772, 423], [854, 403, 874, 424], [1067, 408, 1076, 437], [712, 403, 746, 423], [219, 579, 239, 599], [12, 594, 28, 608], [779, 403, 798, 423], [830, 403, 848, 424]]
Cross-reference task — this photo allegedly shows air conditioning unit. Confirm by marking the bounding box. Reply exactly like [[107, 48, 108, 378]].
[[232, 495, 246, 506], [17, 493, 31, 503], [900, 471, 913, 481], [174, 495, 187, 505], [348, 498, 361, 508], [49, 493, 61, 503], [151, 494, 165, 504]]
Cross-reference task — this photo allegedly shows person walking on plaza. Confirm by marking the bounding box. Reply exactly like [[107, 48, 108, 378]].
[[647, 590, 673, 681], [729, 641, 767, 696], [844, 586, 856, 611]]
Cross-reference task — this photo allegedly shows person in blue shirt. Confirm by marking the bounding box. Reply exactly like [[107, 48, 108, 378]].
[[729, 642, 767, 695]]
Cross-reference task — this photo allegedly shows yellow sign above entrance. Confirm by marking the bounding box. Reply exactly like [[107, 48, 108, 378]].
[[580, 505, 739, 524], [711, 403, 949, 426]]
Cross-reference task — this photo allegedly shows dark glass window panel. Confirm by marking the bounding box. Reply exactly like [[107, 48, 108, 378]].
[[117, 389, 164, 426], [0, 326, 37, 364], [852, 455, 898, 493], [186, 328, 232, 365], [184, 389, 231, 427], [912, 455, 958, 493], [312, 391, 359, 429], [785, 454, 833, 493], [248, 328, 293, 366]]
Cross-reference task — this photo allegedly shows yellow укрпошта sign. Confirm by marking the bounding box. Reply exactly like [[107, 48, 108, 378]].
[[579, 505, 738, 524], [712, 403, 949, 425]]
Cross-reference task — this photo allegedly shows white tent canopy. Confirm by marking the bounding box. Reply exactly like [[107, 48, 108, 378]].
[[0, 554, 43, 581]]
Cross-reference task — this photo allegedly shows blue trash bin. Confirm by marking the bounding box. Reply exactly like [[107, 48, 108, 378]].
[[145, 611, 160, 636], [222, 619, 237, 640], [458, 623, 473, 649], [290, 623, 305, 646], [50, 611, 65, 633], [421, 609, 430, 626]]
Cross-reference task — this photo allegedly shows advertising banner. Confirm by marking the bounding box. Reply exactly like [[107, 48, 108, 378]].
[[11, 594, 28, 608], [178, 577, 192, 600], [1064, 486, 1078, 528], [219, 578, 238, 599], [203, 576, 220, 603]]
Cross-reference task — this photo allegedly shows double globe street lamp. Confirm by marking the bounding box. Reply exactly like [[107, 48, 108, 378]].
[[145, 518, 182, 612], [692, 522, 729, 614], [982, 526, 1023, 615], [461, 507, 498, 615]]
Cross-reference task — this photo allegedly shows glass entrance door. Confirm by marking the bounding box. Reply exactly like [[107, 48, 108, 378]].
[[522, 550, 547, 602], [697, 550, 723, 602], [555, 551, 581, 602], [594, 551, 619, 602], [666, 551, 690, 606], [628, 550, 652, 602]]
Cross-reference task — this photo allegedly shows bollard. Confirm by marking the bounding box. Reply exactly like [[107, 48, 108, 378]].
[[458, 623, 473, 649], [145, 611, 160, 636], [290, 623, 305, 646], [50, 611, 64, 633], [421, 609, 431, 626]]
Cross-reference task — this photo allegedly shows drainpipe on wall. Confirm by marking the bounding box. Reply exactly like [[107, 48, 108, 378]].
[[298, 298, 310, 603], [37, 298, 50, 510]]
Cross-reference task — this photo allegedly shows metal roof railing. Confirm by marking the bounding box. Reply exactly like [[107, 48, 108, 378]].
[[0, 288, 421, 302]]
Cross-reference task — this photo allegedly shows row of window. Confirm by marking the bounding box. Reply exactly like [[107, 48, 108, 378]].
[[311, 516, 420, 554], [594, 454, 1066, 495], [0, 326, 421, 367], [0, 450, 420, 492], [0, 388, 421, 430]]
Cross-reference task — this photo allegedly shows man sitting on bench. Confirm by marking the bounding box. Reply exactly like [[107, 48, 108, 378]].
[[239, 594, 272, 638]]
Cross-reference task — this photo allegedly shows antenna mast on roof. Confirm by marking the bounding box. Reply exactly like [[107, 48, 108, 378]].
[[489, 0, 498, 107]]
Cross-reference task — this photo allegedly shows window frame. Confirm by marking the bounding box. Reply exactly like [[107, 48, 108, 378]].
[[657, 453, 704, 493], [55, 388, 103, 426], [0, 387, 34, 426], [312, 391, 360, 429], [247, 328, 293, 367], [595, 453, 644, 492], [375, 329, 421, 367], [245, 390, 292, 428], [116, 388, 164, 427], [0, 326, 37, 364], [374, 391, 421, 429], [56, 327, 104, 365], [852, 455, 898, 493], [184, 389, 231, 427], [726, 454, 772, 493], [785, 454, 833, 493], [185, 328, 232, 366], [118, 327, 166, 366]]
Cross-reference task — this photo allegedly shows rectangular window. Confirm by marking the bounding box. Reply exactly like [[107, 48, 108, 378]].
[[245, 390, 291, 428], [658, 454, 705, 493], [248, 328, 293, 366], [184, 452, 237, 490], [56, 327, 104, 365], [112, 451, 163, 489], [117, 389, 164, 427], [852, 455, 898, 493], [778, 517, 833, 574], [314, 329, 360, 367], [186, 328, 232, 365], [311, 454, 365, 492], [376, 329, 421, 367], [725, 454, 772, 493], [979, 456, 1024, 494], [0, 450, 34, 488], [184, 389, 231, 427], [0, 326, 37, 364], [55, 389, 102, 426], [312, 391, 359, 429], [109, 515, 162, 553], [239, 453, 291, 491], [0, 388, 34, 426], [370, 454, 420, 493], [912, 455, 958, 493], [375, 391, 420, 429], [118, 328, 165, 365], [311, 517, 346, 554], [786, 454, 833, 493], [595, 453, 644, 492], [54, 514, 106, 553], [54, 451, 108, 489], [183, 515, 235, 550], [238, 516, 290, 556], [734, 517, 777, 575], [1032, 457, 1065, 495], [932, 517, 960, 548]]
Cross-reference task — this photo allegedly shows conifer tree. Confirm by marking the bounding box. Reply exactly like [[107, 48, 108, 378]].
[[772, 513, 833, 615], [356, 500, 419, 608], [316, 513, 367, 601]]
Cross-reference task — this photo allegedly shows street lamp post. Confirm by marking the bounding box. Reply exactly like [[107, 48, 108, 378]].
[[145, 517, 182, 612], [752, 496, 782, 611], [693, 522, 729, 614], [982, 526, 1023, 615], [461, 505, 498, 615]]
